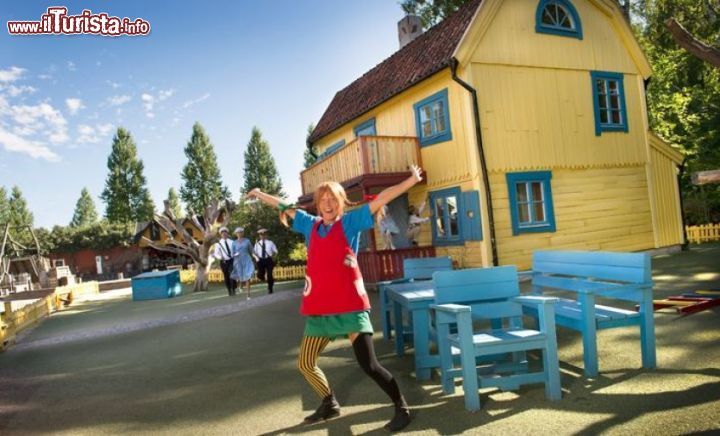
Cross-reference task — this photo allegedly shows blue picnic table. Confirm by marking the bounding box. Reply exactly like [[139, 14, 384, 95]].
[[385, 281, 438, 381]]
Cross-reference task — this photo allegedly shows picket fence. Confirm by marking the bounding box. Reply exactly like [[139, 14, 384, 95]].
[[179, 265, 306, 284], [1, 281, 99, 351], [686, 223, 720, 244]]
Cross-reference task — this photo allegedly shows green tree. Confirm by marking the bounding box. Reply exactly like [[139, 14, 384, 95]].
[[32, 226, 53, 253], [8, 185, 33, 228], [137, 192, 156, 222], [242, 126, 284, 196], [635, 0, 720, 223], [5, 186, 34, 248], [0, 186, 9, 226], [230, 202, 304, 266], [70, 187, 99, 228], [234, 127, 301, 265], [101, 128, 156, 223], [304, 123, 318, 169], [180, 122, 230, 214], [48, 221, 135, 253], [400, 0, 468, 29], [166, 187, 183, 218]]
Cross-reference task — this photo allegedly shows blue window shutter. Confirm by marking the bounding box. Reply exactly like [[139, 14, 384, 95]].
[[461, 191, 482, 241]]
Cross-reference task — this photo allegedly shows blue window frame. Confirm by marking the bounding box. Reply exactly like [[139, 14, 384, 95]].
[[535, 0, 583, 40], [506, 171, 556, 235], [354, 118, 376, 137], [316, 139, 345, 161], [429, 187, 463, 246], [414, 89, 452, 147], [590, 71, 628, 135]]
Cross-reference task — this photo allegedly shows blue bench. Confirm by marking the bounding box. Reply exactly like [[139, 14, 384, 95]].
[[521, 250, 656, 378], [432, 266, 561, 412], [377, 256, 453, 340]]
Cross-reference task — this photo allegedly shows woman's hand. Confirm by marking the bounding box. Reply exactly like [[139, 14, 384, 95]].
[[368, 164, 424, 215], [245, 188, 262, 200], [409, 164, 423, 183]]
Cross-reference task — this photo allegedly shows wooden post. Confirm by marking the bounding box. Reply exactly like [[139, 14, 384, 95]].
[[360, 137, 370, 175], [363, 186, 377, 253], [3, 301, 12, 323], [45, 295, 53, 314]]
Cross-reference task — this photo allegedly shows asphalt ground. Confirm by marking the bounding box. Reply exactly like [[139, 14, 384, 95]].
[[0, 244, 718, 435]]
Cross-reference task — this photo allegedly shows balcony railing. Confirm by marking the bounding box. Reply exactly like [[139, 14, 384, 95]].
[[357, 246, 437, 283], [301, 136, 421, 196]]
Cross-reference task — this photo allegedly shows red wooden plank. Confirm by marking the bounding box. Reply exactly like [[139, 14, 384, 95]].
[[678, 299, 720, 314]]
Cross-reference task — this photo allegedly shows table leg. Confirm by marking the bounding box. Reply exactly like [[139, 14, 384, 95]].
[[393, 300, 405, 356], [413, 308, 432, 381]]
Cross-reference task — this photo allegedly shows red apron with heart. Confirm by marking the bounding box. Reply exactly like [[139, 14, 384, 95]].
[[301, 219, 371, 315]]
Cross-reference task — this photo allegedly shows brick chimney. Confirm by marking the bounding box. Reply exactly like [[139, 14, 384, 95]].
[[398, 15, 423, 49]]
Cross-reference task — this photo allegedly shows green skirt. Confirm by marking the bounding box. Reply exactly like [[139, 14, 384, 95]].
[[304, 311, 374, 339]]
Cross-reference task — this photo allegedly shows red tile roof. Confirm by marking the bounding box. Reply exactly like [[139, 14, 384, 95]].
[[308, 0, 482, 144]]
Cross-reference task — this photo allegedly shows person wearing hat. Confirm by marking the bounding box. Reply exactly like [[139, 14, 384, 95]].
[[253, 228, 277, 294], [231, 227, 255, 300], [213, 226, 237, 296]]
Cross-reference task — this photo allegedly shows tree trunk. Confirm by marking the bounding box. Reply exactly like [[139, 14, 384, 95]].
[[666, 18, 720, 67], [142, 198, 234, 293], [193, 244, 213, 292], [194, 261, 211, 292]]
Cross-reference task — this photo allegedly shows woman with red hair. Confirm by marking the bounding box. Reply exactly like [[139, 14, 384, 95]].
[[246, 164, 422, 432]]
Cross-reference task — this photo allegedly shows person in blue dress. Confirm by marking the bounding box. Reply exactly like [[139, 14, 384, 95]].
[[230, 227, 255, 300]]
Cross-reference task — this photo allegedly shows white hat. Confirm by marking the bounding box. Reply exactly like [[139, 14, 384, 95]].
[[257, 228, 268, 234], [234, 227, 244, 234], [219, 226, 229, 234]]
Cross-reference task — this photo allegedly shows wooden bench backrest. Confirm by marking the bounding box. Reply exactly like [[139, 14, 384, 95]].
[[403, 256, 453, 280], [433, 266, 522, 320], [532, 250, 651, 284]]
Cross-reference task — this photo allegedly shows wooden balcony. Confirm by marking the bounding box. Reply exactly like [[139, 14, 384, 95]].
[[357, 246, 437, 283], [299, 136, 421, 204]]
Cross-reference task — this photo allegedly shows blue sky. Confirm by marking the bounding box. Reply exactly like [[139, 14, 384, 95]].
[[0, 0, 404, 228]]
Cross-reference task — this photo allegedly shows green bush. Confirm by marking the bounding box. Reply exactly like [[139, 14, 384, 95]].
[[42, 221, 136, 253]]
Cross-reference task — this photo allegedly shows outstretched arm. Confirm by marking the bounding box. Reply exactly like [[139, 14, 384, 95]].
[[245, 188, 297, 220], [417, 200, 427, 215], [368, 165, 423, 215]]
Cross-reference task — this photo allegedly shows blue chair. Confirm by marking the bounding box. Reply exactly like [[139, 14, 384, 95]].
[[431, 266, 562, 412], [378, 256, 453, 340]]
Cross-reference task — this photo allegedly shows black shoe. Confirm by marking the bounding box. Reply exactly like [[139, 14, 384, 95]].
[[385, 400, 411, 432], [303, 393, 340, 424]]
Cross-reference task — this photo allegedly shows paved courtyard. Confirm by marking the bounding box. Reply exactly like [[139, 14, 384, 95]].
[[1, 245, 719, 435]]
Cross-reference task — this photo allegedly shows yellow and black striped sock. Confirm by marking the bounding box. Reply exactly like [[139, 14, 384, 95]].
[[298, 336, 332, 398]]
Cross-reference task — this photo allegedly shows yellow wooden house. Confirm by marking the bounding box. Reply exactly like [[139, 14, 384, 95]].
[[301, 0, 684, 278], [133, 218, 205, 270]]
